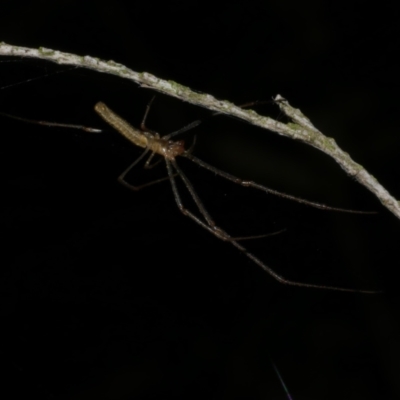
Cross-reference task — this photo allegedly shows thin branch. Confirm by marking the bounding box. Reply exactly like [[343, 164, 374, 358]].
[[1, 42, 399, 219]]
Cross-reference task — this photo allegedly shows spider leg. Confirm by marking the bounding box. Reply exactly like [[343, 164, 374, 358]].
[[116, 148, 167, 190], [144, 152, 164, 169], [140, 95, 154, 130], [118, 148, 178, 190], [120, 175, 173, 191], [169, 159, 221, 230], [0, 111, 102, 133], [184, 153, 376, 214], [143, 151, 156, 168], [166, 159, 380, 293], [141, 94, 201, 140], [172, 159, 285, 241], [118, 148, 150, 189], [233, 228, 286, 241], [140, 96, 158, 136], [164, 120, 203, 140], [185, 135, 197, 155]]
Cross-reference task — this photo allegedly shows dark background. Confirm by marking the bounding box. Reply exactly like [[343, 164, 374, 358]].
[[1, 2, 399, 399]]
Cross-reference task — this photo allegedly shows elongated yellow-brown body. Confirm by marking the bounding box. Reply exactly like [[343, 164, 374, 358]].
[[94, 102, 184, 159]]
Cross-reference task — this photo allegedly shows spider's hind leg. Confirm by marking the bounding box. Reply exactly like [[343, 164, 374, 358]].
[[166, 159, 379, 293]]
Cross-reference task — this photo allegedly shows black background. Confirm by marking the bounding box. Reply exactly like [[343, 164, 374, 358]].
[[1, 2, 399, 399]]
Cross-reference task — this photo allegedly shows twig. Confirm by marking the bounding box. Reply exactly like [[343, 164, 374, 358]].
[[1, 41, 399, 219]]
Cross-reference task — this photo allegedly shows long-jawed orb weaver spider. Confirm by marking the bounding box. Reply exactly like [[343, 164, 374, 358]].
[[0, 96, 379, 294], [92, 97, 378, 294]]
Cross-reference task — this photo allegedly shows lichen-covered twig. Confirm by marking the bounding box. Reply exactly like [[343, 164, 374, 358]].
[[1, 42, 399, 219]]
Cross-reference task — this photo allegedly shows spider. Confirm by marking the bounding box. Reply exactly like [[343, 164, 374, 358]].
[[90, 97, 378, 294], [0, 95, 378, 293]]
